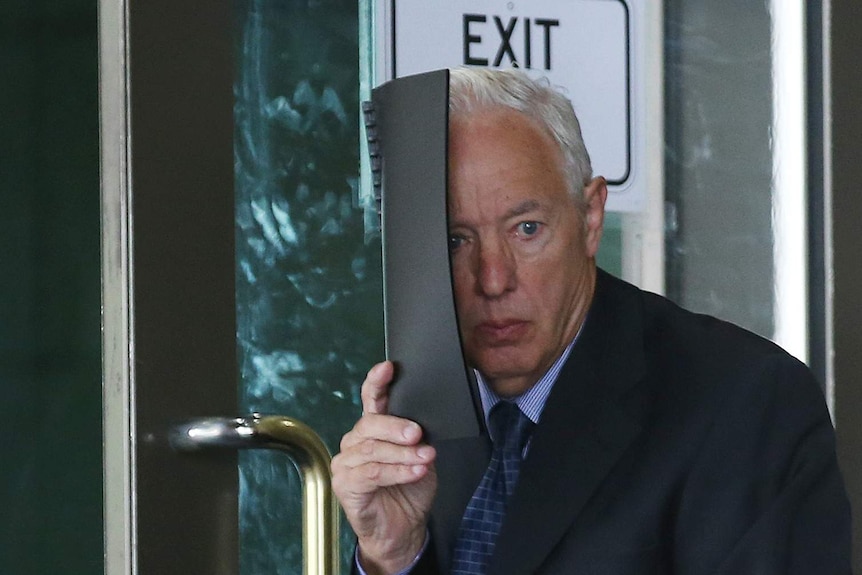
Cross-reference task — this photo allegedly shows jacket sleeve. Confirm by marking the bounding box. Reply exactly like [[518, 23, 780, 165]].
[[674, 354, 852, 574]]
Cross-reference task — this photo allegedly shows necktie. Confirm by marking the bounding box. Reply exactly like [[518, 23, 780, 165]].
[[451, 401, 534, 575]]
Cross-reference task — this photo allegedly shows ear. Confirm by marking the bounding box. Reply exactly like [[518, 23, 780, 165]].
[[583, 176, 608, 258]]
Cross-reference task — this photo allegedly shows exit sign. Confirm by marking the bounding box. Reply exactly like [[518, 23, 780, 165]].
[[372, 0, 647, 212]]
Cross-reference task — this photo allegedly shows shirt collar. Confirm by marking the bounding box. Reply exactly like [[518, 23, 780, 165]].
[[475, 333, 579, 429]]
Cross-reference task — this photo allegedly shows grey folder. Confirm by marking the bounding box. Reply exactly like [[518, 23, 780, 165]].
[[365, 69, 483, 442]]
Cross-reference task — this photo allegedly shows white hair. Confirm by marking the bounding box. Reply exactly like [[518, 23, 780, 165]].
[[448, 67, 593, 211]]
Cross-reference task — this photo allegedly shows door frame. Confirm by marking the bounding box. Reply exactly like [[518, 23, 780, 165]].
[[101, 0, 238, 572]]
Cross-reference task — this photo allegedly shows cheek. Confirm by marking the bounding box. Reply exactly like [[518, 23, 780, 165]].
[[523, 254, 584, 309], [450, 259, 473, 306]]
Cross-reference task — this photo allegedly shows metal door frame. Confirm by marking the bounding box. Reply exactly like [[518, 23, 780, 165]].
[[101, 0, 238, 572], [829, 0, 862, 569]]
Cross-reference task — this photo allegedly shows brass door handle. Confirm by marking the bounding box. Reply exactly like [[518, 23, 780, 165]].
[[171, 415, 339, 575]]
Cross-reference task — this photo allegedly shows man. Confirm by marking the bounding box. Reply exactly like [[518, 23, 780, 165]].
[[331, 68, 851, 574]]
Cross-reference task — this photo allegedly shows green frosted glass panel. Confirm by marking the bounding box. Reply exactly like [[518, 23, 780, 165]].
[[0, 1, 103, 574], [596, 212, 623, 278], [234, 1, 379, 573]]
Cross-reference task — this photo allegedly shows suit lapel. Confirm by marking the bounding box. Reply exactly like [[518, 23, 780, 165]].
[[487, 271, 647, 574]]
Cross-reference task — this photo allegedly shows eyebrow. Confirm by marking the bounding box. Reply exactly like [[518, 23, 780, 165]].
[[505, 199, 542, 219]]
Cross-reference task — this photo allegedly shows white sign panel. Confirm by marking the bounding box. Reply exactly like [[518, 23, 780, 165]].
[[373, 0, 646, 212]]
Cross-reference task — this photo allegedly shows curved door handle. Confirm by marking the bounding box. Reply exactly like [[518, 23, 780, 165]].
[[170, 415, 339, 575]]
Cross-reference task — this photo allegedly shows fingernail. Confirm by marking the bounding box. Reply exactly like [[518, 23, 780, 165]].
[[417, 446, 434, 460], [412, 465, 426, 476], [403, 422, 421, 440]]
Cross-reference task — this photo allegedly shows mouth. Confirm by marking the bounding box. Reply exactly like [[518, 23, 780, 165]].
[[474, 319, 530, 344]]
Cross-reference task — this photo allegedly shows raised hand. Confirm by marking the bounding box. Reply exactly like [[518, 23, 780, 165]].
[[331, 361, 437, 574]]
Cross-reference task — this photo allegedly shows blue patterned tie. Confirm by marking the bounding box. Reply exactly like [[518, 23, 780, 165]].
[[451, 401, 534, 575]]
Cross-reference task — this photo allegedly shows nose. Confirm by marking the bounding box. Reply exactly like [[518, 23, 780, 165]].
[[475, 238, 517, 298]]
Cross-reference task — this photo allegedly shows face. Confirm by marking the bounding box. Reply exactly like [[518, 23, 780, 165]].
[[448, 107, 607, 397]]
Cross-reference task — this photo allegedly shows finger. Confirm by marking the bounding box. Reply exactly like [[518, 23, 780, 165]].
[[361, 361, 395, 415], [332, 458, 434, 493], [340, 414, 424, 450], [335, 437, 436, 470]]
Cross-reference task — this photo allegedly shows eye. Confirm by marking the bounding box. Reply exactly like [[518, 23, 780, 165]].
[[448, 234, 465, 251], [517, 221, 541, 237]]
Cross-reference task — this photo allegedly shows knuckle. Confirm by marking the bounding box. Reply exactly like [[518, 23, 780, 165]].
[[330, 452, 345, 473], [359, 440, 376, 457], [339, 431, 354, 452], [364, 463, 383, 482], [329, 473, 343, 495]]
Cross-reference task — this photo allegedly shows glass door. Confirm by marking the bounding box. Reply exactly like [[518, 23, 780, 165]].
[[101, 0, 369, 573]]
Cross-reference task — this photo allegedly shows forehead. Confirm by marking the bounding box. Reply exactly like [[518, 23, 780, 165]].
[[449, 106, 559, 156], [447, 107, 572, 219]]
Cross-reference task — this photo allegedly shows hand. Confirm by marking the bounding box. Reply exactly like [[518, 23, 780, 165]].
[[331, 361, 438, 574]]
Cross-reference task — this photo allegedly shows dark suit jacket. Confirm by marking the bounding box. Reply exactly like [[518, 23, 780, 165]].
[[418, 270, 851, 574]]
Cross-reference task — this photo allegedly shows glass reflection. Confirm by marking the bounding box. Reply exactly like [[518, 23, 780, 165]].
[[234, 1, 381, 573]]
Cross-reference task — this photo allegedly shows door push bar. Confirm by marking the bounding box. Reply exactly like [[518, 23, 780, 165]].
[[171, 415, 339, 575]]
